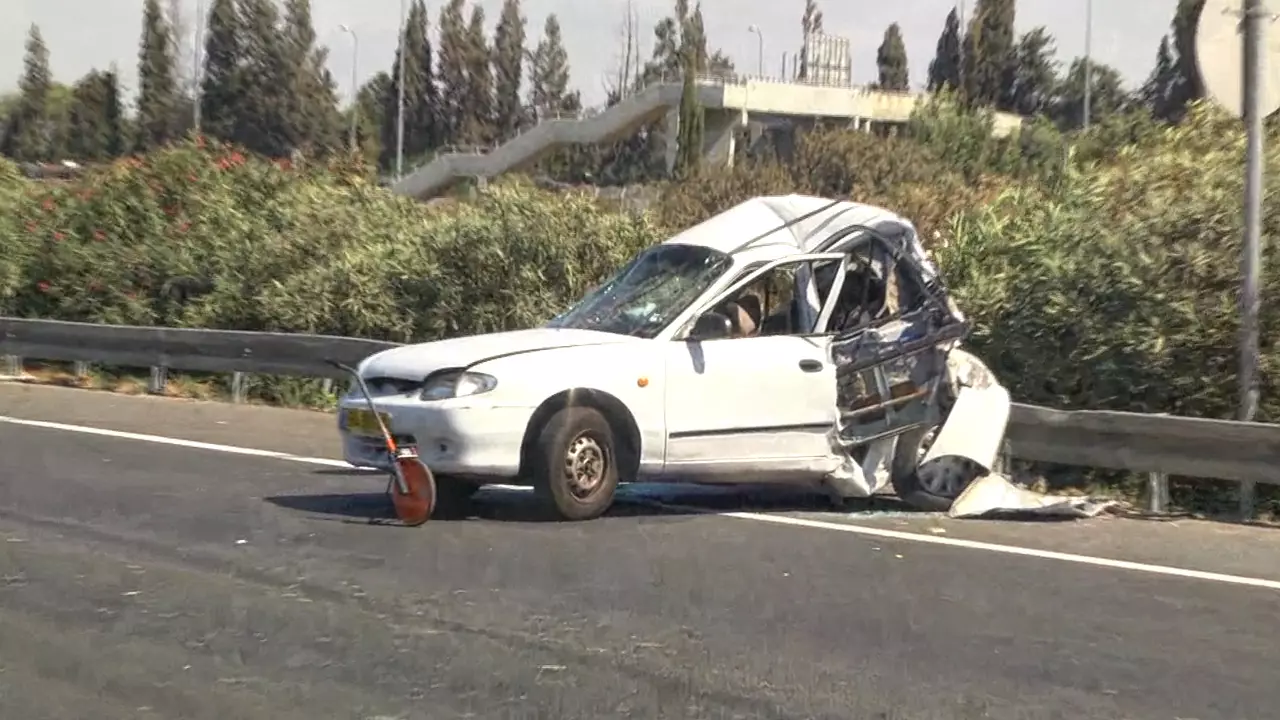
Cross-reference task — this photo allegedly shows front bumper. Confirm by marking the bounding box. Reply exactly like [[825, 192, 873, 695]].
[[337, 396, 531, 479]]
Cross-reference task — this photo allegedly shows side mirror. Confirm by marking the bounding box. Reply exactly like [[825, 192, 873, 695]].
[[688, 311, 733, 340]]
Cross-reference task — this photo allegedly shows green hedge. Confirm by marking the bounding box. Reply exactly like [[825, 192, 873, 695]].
[[3, 142, 661, 340]]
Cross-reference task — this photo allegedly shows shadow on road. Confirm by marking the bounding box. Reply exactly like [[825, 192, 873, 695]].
[[263, 479, 922, 525]]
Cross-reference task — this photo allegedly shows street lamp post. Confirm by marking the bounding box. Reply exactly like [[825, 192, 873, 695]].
[[339, 24, 359, 151], [193, 0, 205, 133], [747, 25, 764, 76], [395, 0, 407, 178], [1083, 0, 1093, 130]]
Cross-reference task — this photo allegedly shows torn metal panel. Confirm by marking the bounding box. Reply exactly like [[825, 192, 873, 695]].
[[949, 473, 1121, 519]]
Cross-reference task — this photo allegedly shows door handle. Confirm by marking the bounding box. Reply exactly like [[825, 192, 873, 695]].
[[798, 359, 823, 372]]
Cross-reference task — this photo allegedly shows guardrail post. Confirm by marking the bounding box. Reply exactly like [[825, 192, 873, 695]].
[[1147, 472, 1169, 514], [148, 365, 167, 395], [321, 378, 333, 395], [1239, 481, 1257, 521], [1, 355, 20, 378], [73, 361, 90, 378], [230, 371, 247, 403]]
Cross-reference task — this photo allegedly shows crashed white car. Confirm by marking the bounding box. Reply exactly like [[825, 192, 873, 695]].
[[337, 195, 1011, 520]]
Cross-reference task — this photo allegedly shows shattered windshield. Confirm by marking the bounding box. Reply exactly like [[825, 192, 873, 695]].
[[547, 244, 732, 338]]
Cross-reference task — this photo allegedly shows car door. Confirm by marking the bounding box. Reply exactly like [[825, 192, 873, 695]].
[[661, 253, 848, 483], [823, 235, 969, 448]]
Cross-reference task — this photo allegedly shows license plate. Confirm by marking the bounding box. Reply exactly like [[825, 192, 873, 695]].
[[344, 408, 391, 437]]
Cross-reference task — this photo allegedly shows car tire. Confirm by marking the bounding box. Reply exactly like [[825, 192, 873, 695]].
[[890, 423, 1012, 513], [433, 475, 480, 519], [531, 406, 620, 521]]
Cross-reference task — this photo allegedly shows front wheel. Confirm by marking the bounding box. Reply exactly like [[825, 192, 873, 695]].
[[890, 423, 1011, 513], [530, 407, 620, 521]]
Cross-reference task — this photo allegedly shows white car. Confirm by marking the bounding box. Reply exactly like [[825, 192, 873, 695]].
[[337, 195, 1012, 520]]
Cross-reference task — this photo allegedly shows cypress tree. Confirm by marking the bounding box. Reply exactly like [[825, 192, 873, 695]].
[[528, 14, 570, 121], [66, 70, 126, 160], [876, 23, 909, 91], [435, 0, 468, 145], [927, 8, 962, 93], [234, 0, 290, 156], [1, 25, 54, 162], [961, 0, 1016, 108], [136, 0, 180, 150], [199, 0, 242, 142], [461, 5, 494, 145], [492, 0, 527, 141], [281, 0, 342, 156]]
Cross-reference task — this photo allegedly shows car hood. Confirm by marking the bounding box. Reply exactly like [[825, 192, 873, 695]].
[[358, 327, 641, 380]]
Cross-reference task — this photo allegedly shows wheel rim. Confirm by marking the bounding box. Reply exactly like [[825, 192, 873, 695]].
[[913, 424, 982, 499], [563, 433, 608, 498]]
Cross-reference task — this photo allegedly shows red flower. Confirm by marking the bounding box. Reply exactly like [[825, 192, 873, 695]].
[[36, 281, 50, 293], [178, 221, 191, 233], [87, 281, 102, 292], [52, 231, 65, 242], [195, 134, 206, 148], [41, 197, 54, 211], [93, 230, 106, 241], [188, 174, 198, 182], [25, 221, 37, 232]]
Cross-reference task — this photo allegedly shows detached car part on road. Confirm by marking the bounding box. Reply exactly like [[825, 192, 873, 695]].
[[336, 195, 1012, 520]]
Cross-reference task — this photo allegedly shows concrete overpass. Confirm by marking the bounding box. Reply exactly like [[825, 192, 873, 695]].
[[391, 75, 1026, 200]]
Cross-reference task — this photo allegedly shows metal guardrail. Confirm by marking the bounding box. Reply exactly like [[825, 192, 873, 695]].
[[2, 316, 1277, 517]]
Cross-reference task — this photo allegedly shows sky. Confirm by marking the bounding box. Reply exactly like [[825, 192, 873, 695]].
[[3, 0, 1180, 110]]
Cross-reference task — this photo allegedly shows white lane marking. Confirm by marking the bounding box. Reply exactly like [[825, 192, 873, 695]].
[[0, 415, 535, 489], [4, 413, 1280, 591]]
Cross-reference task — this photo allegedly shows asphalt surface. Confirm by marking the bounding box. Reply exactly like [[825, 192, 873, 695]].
[[2, 383, 1280, 719]]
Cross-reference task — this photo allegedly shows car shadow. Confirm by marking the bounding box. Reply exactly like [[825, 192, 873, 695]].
[[264, 476, 932, 525]]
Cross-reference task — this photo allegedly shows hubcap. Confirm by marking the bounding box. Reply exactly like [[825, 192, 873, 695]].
[[914, 424, 981, 499], [564, 434, 607, 497]]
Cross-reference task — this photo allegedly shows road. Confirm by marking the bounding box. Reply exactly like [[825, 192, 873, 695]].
[[1, 383, 1279, 719]]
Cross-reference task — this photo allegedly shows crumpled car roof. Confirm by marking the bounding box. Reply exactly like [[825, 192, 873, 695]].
[[661, 194, 913, 252]]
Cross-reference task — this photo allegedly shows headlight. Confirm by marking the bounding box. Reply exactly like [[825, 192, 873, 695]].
[[419, 370, 498, 401]]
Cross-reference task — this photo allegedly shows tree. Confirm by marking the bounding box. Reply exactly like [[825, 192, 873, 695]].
[[136, 0, 180, 150], [380, 0, 437, 170], [461, 5, 495, 144], [638, 0, 734, 84], [408, 0, 441, 155], [1168, 0, 1206, 119], [355, 71, 391, 165], [1, 25, 55, 162], [961, 0, 1016, 108], [673, 34, 703, 179], [66, 69, 125, 160], [1139, 35, 1178, 119], [281, 0, 343, 156], [798, 0, 824, 81], [167, 0, 196, 134], [435, 0, 468, 145], [876, 23, 909, 91], [608, 0, 642, 101], [528, 14, 572, 121], [927, 8, 962, 93], [1004, 27, 1059, 116], [1051, 58, 1127, 130], [492, 0, 527, 141], [234, 0, 291, 156], [199, 0, 242, 142]]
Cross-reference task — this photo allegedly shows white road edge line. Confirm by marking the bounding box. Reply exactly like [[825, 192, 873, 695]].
[[4, 413, 1280, 592]]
